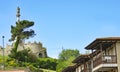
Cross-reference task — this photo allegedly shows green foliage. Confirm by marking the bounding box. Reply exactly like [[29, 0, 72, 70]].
[[56, 61, 67, 72], [59, 49, 79, 61], [34, 58, 58, 70], [56, 49, 80, 72], [8, 47, 17, 58], [56, 57, 75, 72], [9, 49, 37, 64], [9, 20, 35, 58], [16, 49, 30, 62], [9, 20, 35, 41], [0, 54, 56, 71], [9, 49, 29, 61], [6, 58, 18, 67], [28, 65, 43, 72]]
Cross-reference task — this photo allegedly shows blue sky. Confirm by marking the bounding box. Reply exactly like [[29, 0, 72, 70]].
[[0, 0, 120, 58]]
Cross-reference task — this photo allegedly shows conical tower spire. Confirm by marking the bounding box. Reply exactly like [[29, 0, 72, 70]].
[[16, 7, 20, 22]]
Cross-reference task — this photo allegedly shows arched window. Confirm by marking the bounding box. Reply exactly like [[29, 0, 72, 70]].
[[39, 53, 42, 57]]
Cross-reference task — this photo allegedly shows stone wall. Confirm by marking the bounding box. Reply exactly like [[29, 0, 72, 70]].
[[0, 42, 47, 58]]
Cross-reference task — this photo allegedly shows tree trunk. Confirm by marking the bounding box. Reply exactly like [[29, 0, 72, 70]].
[[14, 37, 20, 56]]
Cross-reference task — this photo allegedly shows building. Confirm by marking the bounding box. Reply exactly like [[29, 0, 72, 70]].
[[72, 54, 91, 72], [0, 41, 47, 58], [85, 37, 120, 72], [62, 66, 76, 72], [62, 37, 120, 72]]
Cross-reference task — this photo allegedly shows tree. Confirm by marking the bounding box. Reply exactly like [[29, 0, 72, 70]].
[[56, 56, 75, 72], [56, 49, 80, 72], [58, 49, 79, 61], [9, 20, 35, 58]]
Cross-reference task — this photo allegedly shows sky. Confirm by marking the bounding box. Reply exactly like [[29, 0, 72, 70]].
[[0, 0, 120, 58]]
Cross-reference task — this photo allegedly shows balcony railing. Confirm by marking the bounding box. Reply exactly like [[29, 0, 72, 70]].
[[93, 55, 117, 68]]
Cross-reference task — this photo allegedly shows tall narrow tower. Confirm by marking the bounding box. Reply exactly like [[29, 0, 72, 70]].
[[16, 7, 20, 22]]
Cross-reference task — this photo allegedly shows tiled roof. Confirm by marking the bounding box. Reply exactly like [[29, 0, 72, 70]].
[[62, 65, 76, 72], [85, 37, 120, 50], [72, 54, 90, 63]]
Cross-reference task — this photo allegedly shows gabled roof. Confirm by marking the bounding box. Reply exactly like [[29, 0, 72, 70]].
[[62, 65, 76, 72], [85, 37, 120, 50], [72, 54, 90, 63]]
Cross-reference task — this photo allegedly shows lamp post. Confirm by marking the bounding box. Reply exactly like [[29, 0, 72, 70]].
[[2, 36, 5, 70]]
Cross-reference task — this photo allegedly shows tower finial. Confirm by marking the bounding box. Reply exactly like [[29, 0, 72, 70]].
[[16, 7, 20, 22]]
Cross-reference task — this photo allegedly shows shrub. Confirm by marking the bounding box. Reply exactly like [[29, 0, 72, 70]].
[[28, 65, 43, 72], [34, 58, 58, 70]]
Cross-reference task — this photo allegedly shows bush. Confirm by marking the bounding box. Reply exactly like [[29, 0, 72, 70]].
[[6, 58, 18, 67], [28, 65, 43, 72], [34, 58, 58, 70]]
